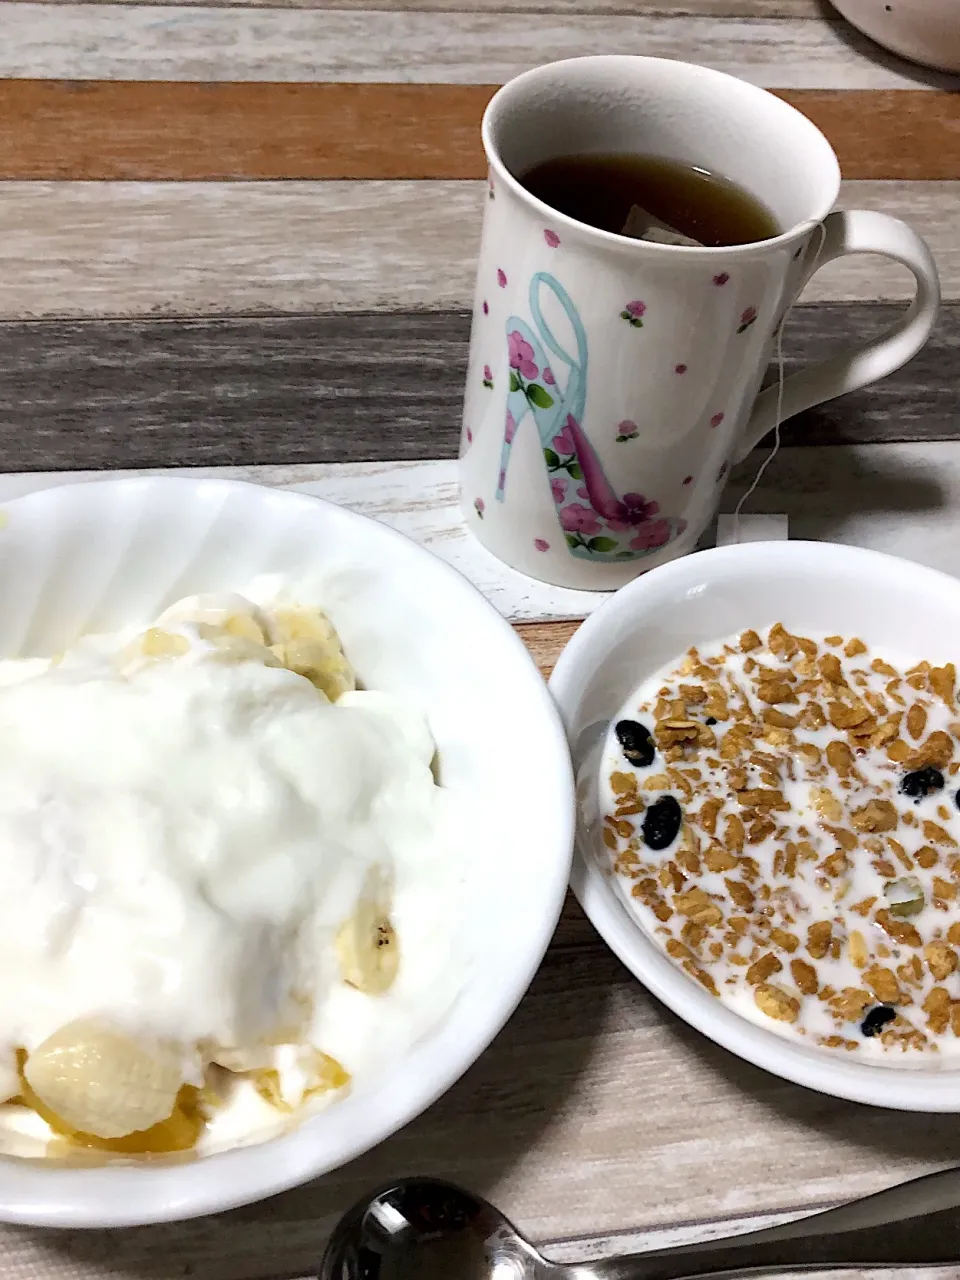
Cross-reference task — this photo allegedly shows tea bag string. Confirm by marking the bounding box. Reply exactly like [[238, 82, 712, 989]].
[[730, 220, 828, 538]]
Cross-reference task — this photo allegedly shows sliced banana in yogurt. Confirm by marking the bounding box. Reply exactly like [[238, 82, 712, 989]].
[[336, 865, 400, 995], [267, 607, 356, 702], [22, 1019, 186, 1140], [157, 592, 268, 636], [252, 1048, 350, 1112], [141, 595, 356, 698]]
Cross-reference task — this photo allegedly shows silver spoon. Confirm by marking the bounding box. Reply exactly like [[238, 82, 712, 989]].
[[319, 1167, 960, 1279]]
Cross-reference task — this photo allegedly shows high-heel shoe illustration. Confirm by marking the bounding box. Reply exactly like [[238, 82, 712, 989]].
[[494, 272, 682, 561]]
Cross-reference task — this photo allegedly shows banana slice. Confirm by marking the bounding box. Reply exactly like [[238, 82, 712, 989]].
[[266, 607, 356, 702], [210, 614, 266, 645], [196, 622, 282, 667], [22, 1020, 185, 1140], [158, 592, 267, 640], [252, 1051, 350, 1112], [22, 1081, 204, 1155], [268, 607, 340, 646], [269, 639, 352, 701], [335, 867, 400, 995], [117, 626, 192, 675]]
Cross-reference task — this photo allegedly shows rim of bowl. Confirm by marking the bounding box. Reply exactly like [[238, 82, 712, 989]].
[[0, 476, 576, 1226], [482, 56, 839, 260], [549, 540, 960, 1112]]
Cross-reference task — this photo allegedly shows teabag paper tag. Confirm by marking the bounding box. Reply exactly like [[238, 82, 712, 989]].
[[620, 204, 704, 248], [716, 514, 789, 546]]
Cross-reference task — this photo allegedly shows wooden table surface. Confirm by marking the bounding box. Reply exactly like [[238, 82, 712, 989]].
[[2, 2, 960, 1276]]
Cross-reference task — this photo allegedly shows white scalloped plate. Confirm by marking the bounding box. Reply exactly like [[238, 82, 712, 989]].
[[0, 476, 574, 1227]]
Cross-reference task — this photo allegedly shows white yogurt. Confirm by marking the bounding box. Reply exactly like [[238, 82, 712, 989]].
[[0, 590, 464, 1150]]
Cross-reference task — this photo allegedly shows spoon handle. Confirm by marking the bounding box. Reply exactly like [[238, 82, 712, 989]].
[[586, 1166, 960, 1280]]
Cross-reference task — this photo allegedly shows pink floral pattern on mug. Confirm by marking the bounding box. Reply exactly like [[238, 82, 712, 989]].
[[544, 229, 561, 248], [621, 300, 646, 328], [607, 493, 660, 532], [491, 275, 686, 564], [710, 412, 725, 428], [474, 497, 485, 518], [534, 538, 550, 552], [738, 305, 758, 334], [482, 300, 489, 316], [540, 412, 681, 557], [483, 364, 493, 389], [683, 474, 693, 485], [675, 363, 687, 375], [508, 330, 538, 379], [713, 272, 730, 287], [560, 503, 602, 537], [629, 519, 671, 551], [544, 422, 580, 481], [497, 268, 507, 288], [506, 336, 555, 414], [554, 424, 575, 452]]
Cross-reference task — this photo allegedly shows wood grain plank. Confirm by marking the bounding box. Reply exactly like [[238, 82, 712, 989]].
[[0, 8, 944, 89], [515, 618, 581, 678], [1, 1199, 896, 1280], [0, 305, 951, 474], [0, 84, 956, 179], [24, 0, 824, 15], [0, 180, 955, 319]]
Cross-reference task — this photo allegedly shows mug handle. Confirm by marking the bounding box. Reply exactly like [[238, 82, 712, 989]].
[[735, 208, 941, 463]]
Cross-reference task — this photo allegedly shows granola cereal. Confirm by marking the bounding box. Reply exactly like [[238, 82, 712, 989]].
[[603, 625, 960, 1058]]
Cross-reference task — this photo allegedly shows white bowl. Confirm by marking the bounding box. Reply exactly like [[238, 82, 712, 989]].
[[831, 0, 960, 73], [550, 540, 960, 1112], [0, 475, 574, 1226]]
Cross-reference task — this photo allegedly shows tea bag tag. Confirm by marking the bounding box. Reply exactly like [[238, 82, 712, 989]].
[[620, 204, 704, 248], [716, 514, 789, 546]]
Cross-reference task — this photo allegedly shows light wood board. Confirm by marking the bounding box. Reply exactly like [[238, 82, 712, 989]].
[[1, 7, 949, 88], [22, 0, 826, 15], [0, 182, 954, 318]]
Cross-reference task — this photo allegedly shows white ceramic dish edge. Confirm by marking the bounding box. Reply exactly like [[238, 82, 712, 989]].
[[830, 0, 960, 74]]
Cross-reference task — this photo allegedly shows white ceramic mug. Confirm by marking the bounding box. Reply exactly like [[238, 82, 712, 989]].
[[458, 56, 941, 591]]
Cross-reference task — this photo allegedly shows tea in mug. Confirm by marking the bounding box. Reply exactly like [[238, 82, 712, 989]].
[[517, 153, 780, 248]]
